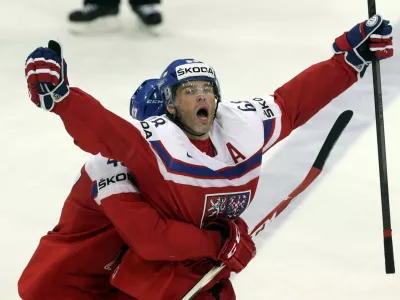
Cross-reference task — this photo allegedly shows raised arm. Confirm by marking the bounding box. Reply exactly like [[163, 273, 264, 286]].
[[241, 15, 392, 153], [25, 41, 152, 171], [272, 54, 357, 141], [52, 87, 150, 165]]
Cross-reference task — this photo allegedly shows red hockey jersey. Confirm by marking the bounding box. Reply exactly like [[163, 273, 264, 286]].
[[50, 55, 357, 299], [18, 154, 223, 300]]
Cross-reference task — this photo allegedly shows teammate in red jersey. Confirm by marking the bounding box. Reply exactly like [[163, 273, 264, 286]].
[[23, 15, 393, 299]]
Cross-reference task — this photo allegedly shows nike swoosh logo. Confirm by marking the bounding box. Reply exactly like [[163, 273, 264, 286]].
[[187, 152, 193, 158]]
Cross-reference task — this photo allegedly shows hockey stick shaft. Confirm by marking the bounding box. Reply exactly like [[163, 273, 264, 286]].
[[367, 1, 395, 274], [182, 110, 353, 300]]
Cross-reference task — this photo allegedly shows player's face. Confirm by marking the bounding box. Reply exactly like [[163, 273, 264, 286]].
[[172, 80, 216, 139]]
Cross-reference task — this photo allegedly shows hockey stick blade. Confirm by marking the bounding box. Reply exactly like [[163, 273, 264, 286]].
[[182, 110, 353, 300], [312, 110, 353, 170]]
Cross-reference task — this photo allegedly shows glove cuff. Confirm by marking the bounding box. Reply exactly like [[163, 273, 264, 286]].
[[39, 81, 70, 111]]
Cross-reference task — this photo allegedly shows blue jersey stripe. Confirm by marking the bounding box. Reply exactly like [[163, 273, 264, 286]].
[[91, 181, 98, 198], [150, 141, 262, 179], [263, 119, 274, 142]]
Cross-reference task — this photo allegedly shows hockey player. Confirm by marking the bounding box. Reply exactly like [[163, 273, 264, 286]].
[[18, 79, 250, 300], [129, 78, 166, 120], [24, 15, 393, 299]]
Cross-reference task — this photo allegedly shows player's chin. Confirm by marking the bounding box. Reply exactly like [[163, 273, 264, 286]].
[[195, 118, 212, 132]]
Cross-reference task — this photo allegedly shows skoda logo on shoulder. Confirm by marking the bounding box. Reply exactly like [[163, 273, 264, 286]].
[[366, 15, 378, 27]]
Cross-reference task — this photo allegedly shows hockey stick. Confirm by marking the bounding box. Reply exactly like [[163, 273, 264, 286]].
[[367, 0, 395, 274], [182, 110, 354, 300]]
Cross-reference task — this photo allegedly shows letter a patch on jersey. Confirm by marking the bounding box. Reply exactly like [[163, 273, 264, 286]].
[[200, 191, 251, 227], [226, 142, 246, 164]]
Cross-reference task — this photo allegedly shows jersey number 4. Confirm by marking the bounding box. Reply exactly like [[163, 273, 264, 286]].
[[107, 159, 125, 167]]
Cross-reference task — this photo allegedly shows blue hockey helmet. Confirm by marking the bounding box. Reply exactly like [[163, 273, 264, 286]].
[[129, 78, 166, 121], [157, 58, 221, 106]]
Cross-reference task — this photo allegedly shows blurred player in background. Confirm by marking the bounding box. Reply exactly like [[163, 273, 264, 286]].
[[69, 0, 162, 28]]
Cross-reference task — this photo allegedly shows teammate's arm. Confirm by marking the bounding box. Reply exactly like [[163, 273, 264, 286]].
[[83, 161, 222, 261]]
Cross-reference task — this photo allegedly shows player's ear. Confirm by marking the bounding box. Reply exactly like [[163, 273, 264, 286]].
[[167, 104, 176, 115]]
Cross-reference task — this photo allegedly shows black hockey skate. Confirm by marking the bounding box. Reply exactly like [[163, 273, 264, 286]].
[[69, 4, 119, 23], [68, 4, 120, 34], [132, 4, 162, 26]]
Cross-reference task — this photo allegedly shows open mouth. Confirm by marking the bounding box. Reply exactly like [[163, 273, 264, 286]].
[[196, 108, 209, 121]]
